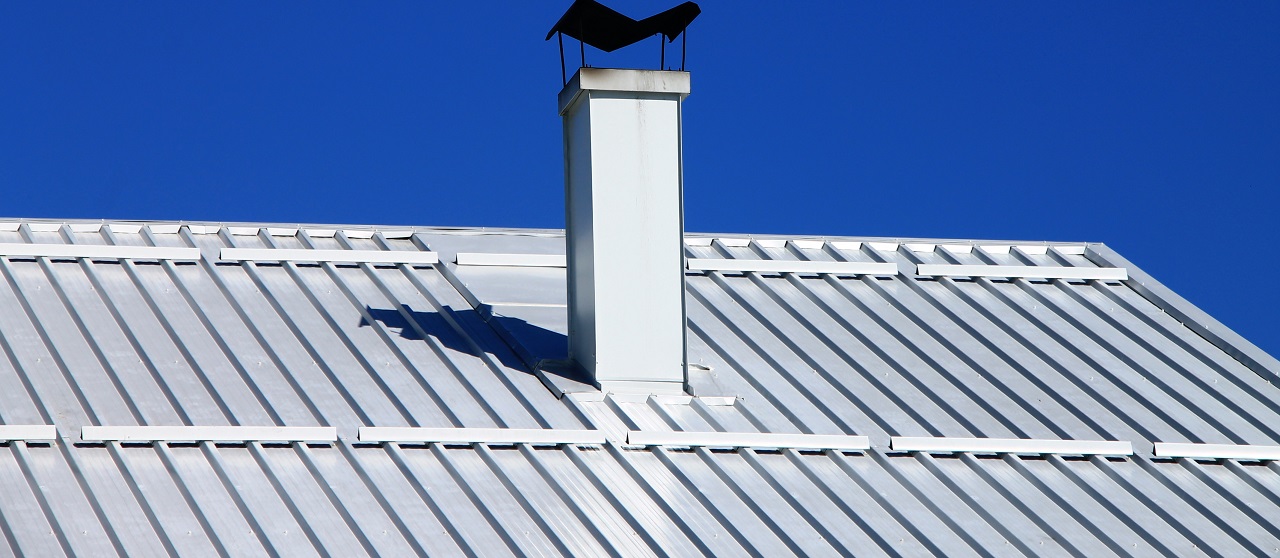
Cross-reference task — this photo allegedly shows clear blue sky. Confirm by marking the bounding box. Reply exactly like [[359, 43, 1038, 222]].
[[3, 2, 1278, 356]]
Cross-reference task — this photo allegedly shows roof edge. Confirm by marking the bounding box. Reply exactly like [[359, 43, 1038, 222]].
[[1087, 243, 1280, 382]]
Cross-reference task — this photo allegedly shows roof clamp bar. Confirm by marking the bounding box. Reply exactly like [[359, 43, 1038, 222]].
[[890, 436, 1134, 456], [688, 258, 898, 276], [915, 264, 1127, 281], [0, 243, 201, 261], [1154, 442, 1280, 461], [80, 426, 338, 443], [358, 427, 606, 446], [626, 431, 871, 451], [220, 248, 439, 266], [0, 425, 58, 442]]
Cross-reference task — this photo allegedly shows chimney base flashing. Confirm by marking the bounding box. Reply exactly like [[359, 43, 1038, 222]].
[[598, 380, 686, 396]]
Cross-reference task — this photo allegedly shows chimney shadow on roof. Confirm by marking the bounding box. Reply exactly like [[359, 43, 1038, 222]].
[[360, 305, 584, 384]]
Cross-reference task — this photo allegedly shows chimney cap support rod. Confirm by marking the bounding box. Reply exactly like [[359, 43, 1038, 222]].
[[558, 32, 567, 84]]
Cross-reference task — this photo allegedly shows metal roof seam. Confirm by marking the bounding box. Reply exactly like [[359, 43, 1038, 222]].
[[850, 271, 1083, 439], [222, 239, 380, 428], [280, 231, 458, 429], [390, 233, 580, 427], [685, 279, 866, 434], [862, 449, 994, 554], [1050, 279, 1280, 442], [871, 261, 1122, 441], [960, 275, 1200, 442], [1088, 244, 1280, 383], [911, 452, 1048, 556], [380, 443, 480, 555], [105, 228, 247, 426], [956, 452, 1110, 556], [1128, 453, 1272, 554], [597, 442, 738, 555], [926, 274, 1161, 442], [1007, 275, 1261, 444], [6, 220, 1280, 554], [265, 232, 453, 429], [647, 444, 797, 555], [0, 254, 105, 427], [175, 226, 331, 427]]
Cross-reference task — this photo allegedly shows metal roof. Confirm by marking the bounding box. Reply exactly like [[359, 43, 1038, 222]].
[[2, 218, 1279, 556]]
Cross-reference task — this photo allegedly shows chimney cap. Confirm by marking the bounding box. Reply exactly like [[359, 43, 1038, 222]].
[[545, 0, 700, 52]]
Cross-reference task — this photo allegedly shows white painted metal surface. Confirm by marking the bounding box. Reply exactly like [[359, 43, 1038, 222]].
[[891, 436, 1134, 455], [0, 425, 57, 441], [0, 243, 200, 260], [626, 430, 872, 451], [560, 68, 689, 394], [597, 379, 686, 395], [80, 426, 338, 442], [454, 253, 566, 267], [1154, 442, 1280, 460], [557, 67, 690, 114], [357, 427, 605, 445], [688, 258, 898, 276], [915, 264, 1128, 281], [220, 247, 438, 265]]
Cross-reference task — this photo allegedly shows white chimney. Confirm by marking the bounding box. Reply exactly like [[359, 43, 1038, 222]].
[[559, 68, 689, 395]]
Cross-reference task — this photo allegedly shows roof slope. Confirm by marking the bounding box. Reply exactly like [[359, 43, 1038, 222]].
[[1, 218, 1279, 557]]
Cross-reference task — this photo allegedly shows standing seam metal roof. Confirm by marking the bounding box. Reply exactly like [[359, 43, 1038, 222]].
[[1, 218, 1279, 556]]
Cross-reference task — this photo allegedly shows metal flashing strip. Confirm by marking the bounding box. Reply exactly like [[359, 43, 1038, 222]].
[[220, 248, 438, 265], [454, 253, 567, 267], [81, 426, 338, 443], [891, 436, 1133, 456], [1154, 442, 1280, 461], [0, 425, 58, 441], [688, 258, 898, 276], [626, 431, 871, 451], [357, 427, 605, 445], [0, 243, 201, 261], [915, 264, 1128, 281]]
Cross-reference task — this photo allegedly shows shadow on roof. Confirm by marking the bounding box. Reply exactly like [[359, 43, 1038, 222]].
[[360, 305, 587, 385]]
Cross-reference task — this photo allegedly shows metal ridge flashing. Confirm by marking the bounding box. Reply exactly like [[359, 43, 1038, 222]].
[[891, 436, 1133, 456], [0, 243, 200, 261], [0, 425, 58, 441], [1154, 442, 1280, 461], [81, 426, 338, 443], [358, 427, 605, 445], [626, 431, 871, 451], [688, 259, 898, 276], [219, 248, 438, 265], [915, 264, 1127, 281]]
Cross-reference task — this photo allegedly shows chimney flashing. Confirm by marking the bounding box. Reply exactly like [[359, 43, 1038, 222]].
[[598, 380, 686, 396]]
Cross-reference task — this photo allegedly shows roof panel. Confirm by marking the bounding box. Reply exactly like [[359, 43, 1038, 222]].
[[1, 219, 1279, 555]]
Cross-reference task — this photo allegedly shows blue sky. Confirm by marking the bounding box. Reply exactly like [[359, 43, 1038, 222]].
[[2, 2, 1278, 356]]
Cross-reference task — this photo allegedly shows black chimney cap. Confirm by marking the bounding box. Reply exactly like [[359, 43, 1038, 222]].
[[546, 0, 700, 53]]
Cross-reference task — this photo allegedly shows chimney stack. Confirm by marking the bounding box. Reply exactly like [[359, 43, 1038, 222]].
[[559, 68, 690, 395]]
